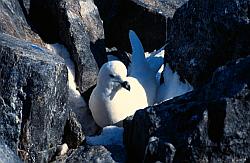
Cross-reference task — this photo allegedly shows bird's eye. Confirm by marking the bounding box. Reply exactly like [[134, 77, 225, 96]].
[[109, 74, 115, 78]]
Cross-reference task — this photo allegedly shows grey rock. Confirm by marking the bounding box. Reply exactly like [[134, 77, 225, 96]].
[[0, 141, 22, 163], [105, 145, 126, 163], [0, 0, 45, 46], [62, 112, 85, 149], [144, 137, 176, 163], [165, 0, 250, 87], [65, 145, 116, 163], [0, 33, 69, 162], [72, 105, 100, 136], [131, 0, 188, 18], [57, 0, 106, 94], [18, 0, 107, 95], [124, 56, 250, 162], [94, 0, 187, 52]]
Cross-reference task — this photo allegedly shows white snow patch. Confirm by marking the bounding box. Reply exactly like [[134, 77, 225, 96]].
[[156, 63, 193, 103], [86, 126, 124, 146], [156, 64, 164, 84], [46, 43, 86, 108]]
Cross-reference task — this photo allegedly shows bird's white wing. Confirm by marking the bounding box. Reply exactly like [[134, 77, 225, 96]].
[[128, 30, 158, 105]]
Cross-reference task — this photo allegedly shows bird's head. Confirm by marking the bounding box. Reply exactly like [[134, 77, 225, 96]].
[[97, 61, 131, 91]]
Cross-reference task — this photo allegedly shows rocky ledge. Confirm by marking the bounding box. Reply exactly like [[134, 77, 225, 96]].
[[0, 0, 249, 162]]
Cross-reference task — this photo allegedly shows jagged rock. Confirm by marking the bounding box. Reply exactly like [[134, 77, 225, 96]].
[[63, 112, 85, 149], [130, 0, 188, 18], [144, 137, 176, 163], [0, 0, 45, 46], [57, 0, 106, 94], [0, 141, 22, 163], [0, 33, 69, 162], [124, 91, 206, 162], [65, 145, 116, 162], [94, 0, 187, 52], [105, 145, 126, 163], [124, 56, 250, 162], [165, 0, 250, 87], [18, 0, 107, 95]]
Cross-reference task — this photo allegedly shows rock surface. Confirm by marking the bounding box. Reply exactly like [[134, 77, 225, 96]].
[[0, 0, 249, 162], [0, 33, 69, 162], [57, 0, 106, 94], [65, 145, 116, 163], [0, 141, 22, 163], [18, 0, 107, 94], [124, 56, 250, 162], [94, 0, 187, 52], [62, 112, 85, 149], [0, 0, 44, 46], [165, 0, 250, 87]]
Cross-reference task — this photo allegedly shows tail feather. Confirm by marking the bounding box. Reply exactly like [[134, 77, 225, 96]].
[[129, 30, 147, 69]]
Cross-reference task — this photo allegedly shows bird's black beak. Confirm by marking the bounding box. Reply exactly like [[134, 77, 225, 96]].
[[121, 81, 130, 91]]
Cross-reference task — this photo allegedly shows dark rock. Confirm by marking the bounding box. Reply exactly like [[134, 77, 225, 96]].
[[124, 56, 250, 162], [0, 33, 69, 162], [36, 147, 57, 163], [63, 112, 85, 149], [18, 0, 31, 16], [18, 0, 107, 94], [105, 145, 126, 163], [95, 0, 187, 52], [0, 0, 45, 46], [165, 0, 250, 88], [144, 137, 176, 163], [106, 47, 131, 67], [65, 145, 116, 163], [207, 56, 250, 100], [0, 141, 22, 163], [56, 0, 107, 94], [72, 105, 101, 136], [27, 0, 60, 43], [130, 0, 188, 18], [124, 94, 207, 162]]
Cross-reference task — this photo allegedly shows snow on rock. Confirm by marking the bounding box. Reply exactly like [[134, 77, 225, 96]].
[[46, 43, 87, 108], [156, 63, 193, 103], [145, 47, 165, 85], [86, 126, 124, 146]]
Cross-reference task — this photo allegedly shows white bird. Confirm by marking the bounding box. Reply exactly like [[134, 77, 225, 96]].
[[89, 60, 148, 128], [128, 30, 158, 105], [156, 63, 193, 103]]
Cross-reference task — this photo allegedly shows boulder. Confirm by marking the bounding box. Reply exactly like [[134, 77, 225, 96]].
[[0, 141, 22, 163], [0, 33, 69, 162], [65, 145, 116, 163], [165, 0, 250, 87], [57, 0, 106, 94], [124, 56, 250, 162], [62, 112, 85, 149], [94, 0, 187, 52], [0, 0, 45, 46], [18, 0, 107, 95]]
